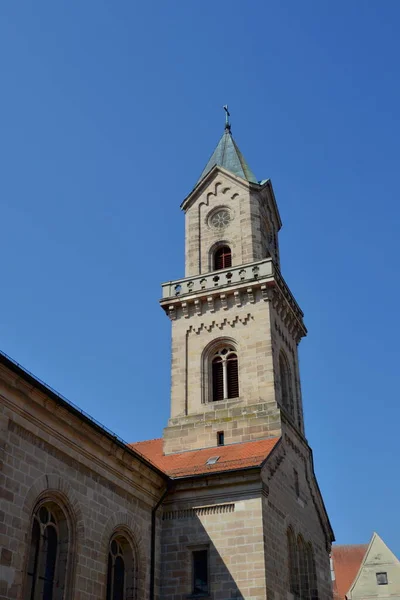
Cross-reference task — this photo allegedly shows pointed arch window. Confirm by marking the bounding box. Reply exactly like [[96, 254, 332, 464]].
[[287, 528, 319, 600], [298, 535, 310, 600], [214, 246, 232, 270], [307, 544, 318, 600], [287, 527, 299, 598], [212, 347, 239, 401], [25, 501, 70, 600], [106, 534, 135, 600], [279, 351, 294, 419]]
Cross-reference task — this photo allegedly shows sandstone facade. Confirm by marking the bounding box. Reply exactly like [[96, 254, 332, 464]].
[[0, 122, 334, 600]]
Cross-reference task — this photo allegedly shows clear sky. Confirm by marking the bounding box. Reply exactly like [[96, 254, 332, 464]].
[[1, 1, 399, 553]]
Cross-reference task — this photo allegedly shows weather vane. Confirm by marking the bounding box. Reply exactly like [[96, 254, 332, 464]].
[[223, 105, 231, 130]]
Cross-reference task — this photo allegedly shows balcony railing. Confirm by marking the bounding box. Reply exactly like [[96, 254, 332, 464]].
[[161, 258, 274, 300]]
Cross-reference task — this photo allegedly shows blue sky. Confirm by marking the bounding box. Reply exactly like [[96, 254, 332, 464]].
[[1, 1, 399, 552]]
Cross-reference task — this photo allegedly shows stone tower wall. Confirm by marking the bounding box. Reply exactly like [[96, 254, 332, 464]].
[[164, 287, 283, 454], [184, 171, 278, 277]]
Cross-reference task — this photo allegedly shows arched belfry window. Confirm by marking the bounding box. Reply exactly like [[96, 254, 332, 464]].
[[214, 245, 232, 270], [25, 501, 71, 600], [279, 350, 294, 419], [106, 534, 135, 600], [212, 347, 239, 401]]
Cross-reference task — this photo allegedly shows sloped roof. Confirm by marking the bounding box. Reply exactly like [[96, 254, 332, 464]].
[[331, 544, 368, 600], [129, 437, 280, 478], [198, 126, 258, 185]]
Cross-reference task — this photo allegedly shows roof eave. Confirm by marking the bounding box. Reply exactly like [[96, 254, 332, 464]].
[[259, 179, 282, 230], [0, 351, 168, 481], [168, 464, 263, 481]]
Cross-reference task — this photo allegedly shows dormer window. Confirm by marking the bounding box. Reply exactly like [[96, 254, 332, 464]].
[[214, 246, 232, 270]]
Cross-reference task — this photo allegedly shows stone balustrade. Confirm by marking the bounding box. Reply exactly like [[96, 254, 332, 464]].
[[161, 258, 274, 299]]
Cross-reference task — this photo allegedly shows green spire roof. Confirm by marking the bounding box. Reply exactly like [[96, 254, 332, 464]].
[[198, 124, 258, 184]]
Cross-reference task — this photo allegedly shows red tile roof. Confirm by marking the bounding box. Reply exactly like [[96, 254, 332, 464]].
[[129, 437, 280, 478], [331, 544, 368, 600]]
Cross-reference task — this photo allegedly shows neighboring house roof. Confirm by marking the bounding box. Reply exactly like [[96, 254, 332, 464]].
[[197, 125, 258, 185], [331, 544, 369, 600], [129, 436, 280, 478]]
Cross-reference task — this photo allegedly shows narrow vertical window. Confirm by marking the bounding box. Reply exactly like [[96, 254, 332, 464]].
[[287, 528, 299, 598], [279, 351, 294, 418], [26, 518, 40, 600], [211, 347, 239, 401], [298, 536, 310, 600], [212, 356, 224, 401], [217, 431, 224, 446], [214, 246, 232, 270], [227, 353, 239, 398], [294, 469, 300, 498], [25, 501, 70, 600], [192, 549, 209, 596], [308, 544, 318, 600], [106, 535, 135, 600]]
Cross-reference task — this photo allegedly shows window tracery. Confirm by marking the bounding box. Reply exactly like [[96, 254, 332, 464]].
[[25, 501, 70, 600], [106, 534, 135, 600], [287, 528, 319, 600], [212, 347, 239, 401]]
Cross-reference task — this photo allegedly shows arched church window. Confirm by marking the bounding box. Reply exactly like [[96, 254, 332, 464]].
[[287, 527, 299, 598], [307, 543, 318, 600], [214, 246, 232, 270], [279, 351, 294, 419], [106, 534, 135, 600], [298, 535, 310, 600], [212, 347, 239, 401], [25, 501, 70, 600]]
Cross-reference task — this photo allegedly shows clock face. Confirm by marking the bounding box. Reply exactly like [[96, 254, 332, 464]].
[[210, 209, 231, 229]]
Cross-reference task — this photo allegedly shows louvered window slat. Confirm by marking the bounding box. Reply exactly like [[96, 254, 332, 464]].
[[227, 354, 239, 398], [214, 246, 232, 270], [212, 358, 224, 401]]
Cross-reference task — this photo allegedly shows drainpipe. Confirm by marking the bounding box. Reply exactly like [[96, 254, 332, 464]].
[[150, 482, 172, 600]]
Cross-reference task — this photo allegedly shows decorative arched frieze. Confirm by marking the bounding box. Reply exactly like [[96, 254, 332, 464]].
[[188, 313, 253, 335]]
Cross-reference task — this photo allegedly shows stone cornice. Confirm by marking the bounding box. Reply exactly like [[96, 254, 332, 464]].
[[160, 258, 307, 342], [0, 362, 167, 503]]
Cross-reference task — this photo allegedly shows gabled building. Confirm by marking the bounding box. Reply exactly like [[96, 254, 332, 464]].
[[332, 533, 400, 600], [0, 115, 334, 600]]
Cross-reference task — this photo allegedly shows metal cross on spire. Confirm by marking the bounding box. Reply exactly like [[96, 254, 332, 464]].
[[223, 105, 231, 131]]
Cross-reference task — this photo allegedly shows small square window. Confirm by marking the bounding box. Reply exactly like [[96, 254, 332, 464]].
[[376, 572, 388, 585], [192, 549, 209, 596]]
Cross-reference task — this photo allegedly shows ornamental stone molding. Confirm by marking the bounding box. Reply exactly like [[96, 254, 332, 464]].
[[188, 313, 253, 335]]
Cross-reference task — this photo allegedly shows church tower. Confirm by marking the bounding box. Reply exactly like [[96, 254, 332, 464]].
[[161, 112, 307, 454]]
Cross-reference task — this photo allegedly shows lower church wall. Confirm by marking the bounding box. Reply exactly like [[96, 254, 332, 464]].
[[159, 479, 267, 600], [0, 369, 165, 600]]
